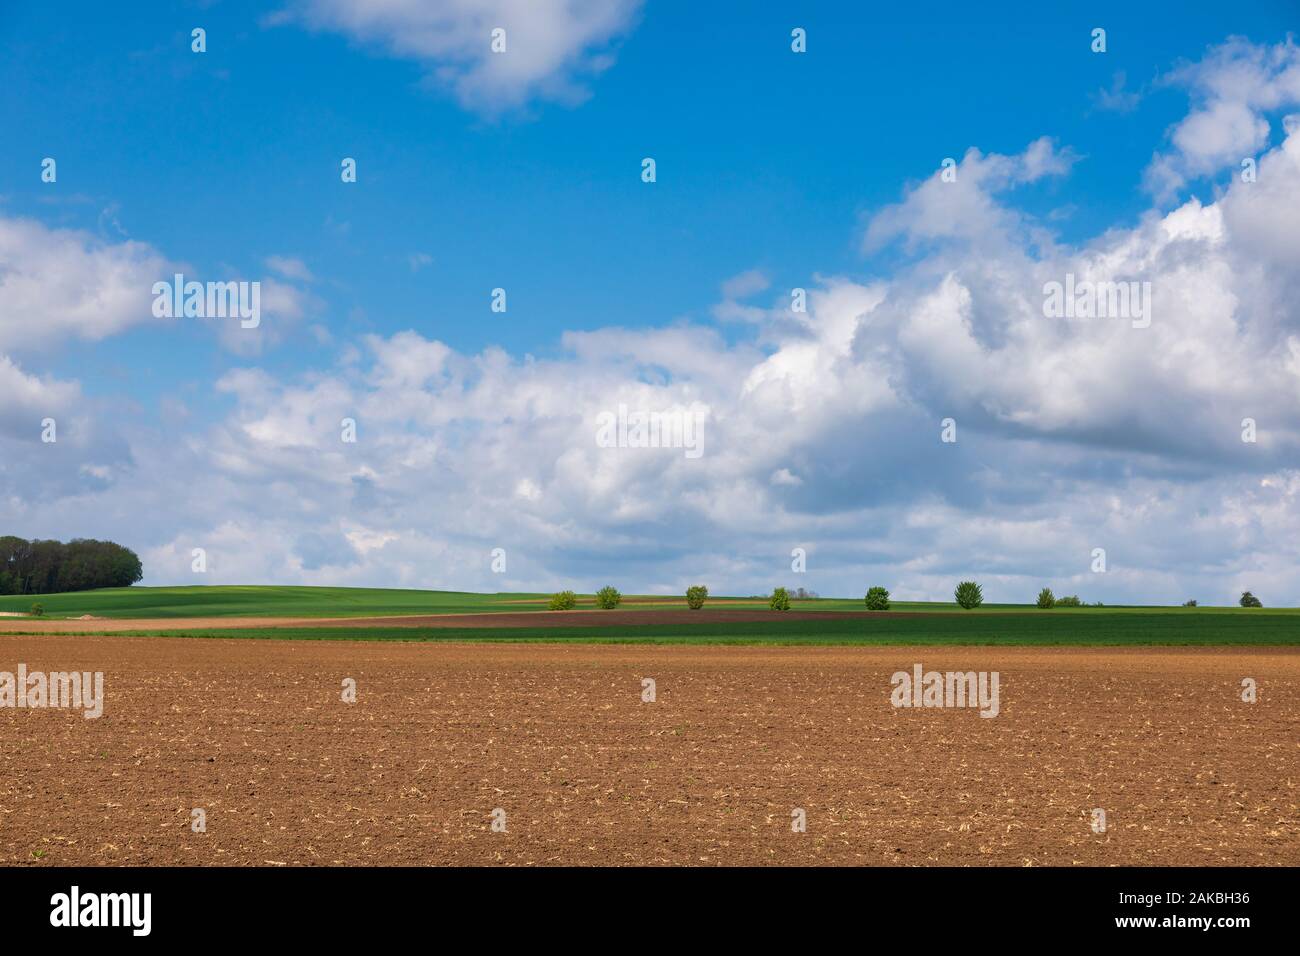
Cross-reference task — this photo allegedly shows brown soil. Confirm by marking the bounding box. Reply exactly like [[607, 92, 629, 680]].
[[498, 597, 767, 606], [0, 636, 1295, 866]]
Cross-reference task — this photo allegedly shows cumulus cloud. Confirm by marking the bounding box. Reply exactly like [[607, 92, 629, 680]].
[[0, 355, 80, 442], [0, 218, 161, 505], [0, 217, 167, 353], [1145, 37, 1300, 200], [0, 215, 315, 359], [863, 137, 1077, 253], [0, 354, 133, 504], [9, 37, 1300, 605], [215, 276, 315, 357], [277, 0, 644, 112], [134, 103, 1294, 601]]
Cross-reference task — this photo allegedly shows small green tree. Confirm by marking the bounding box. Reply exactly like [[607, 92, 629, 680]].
[[1036, 587, 1055, 609], [769, 587, 791, 611], [29, 602, 44, 617], [1240, 591, 1263, 608], [864, 586, 890, 611], [1056, 595, 1082, 607], [954, 581, 983, 609], [1182, 599, 1197, 607], [686, 585, 708, 610], [548, 590, 577, 610], [595, 586, 622, 609]]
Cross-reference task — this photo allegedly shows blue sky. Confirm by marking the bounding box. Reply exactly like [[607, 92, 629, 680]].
[[2, 1, 1300, 602], [4, 1, 1288, 368]]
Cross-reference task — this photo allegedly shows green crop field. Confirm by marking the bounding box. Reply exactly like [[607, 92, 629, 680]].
[[0, 585, 1024, 618], [6, 585, 1297, 621], [1, 585, 1296, 645], [0, 585, 549, 619], [109, 610, 1300, 645]]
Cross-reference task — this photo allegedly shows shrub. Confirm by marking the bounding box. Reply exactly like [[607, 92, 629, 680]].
[[954, 581, 983, 609], [1182, 599, 1197, 607], [548, 590, 577, 611], [864, 586, 890, 611], [29, 602, 44, 617], [594, 586, 622, 610], [1240, 591, 1263, 608], [686, 585, 708, 610], [1056, 595, 1082, 607], [1036, 587, 1055, 609], [769, 587, 791, 611]]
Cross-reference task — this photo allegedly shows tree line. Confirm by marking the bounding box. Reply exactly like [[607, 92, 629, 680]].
[[0, 537, 143, 595]]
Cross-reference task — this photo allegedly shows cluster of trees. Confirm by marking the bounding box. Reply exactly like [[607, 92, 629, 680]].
[[1036, 588, 1085, 608], [547, 586, 625, 610], [549, 582, 1270, 613], [548, 590, 578, 610], [0, 537, 143, 595], [862, 582, 980, 611], [546, 582, 722, 613], [548, 586, 712, 610], [1189, 593, 1267, 608], [1024, 585, 1265, 608]]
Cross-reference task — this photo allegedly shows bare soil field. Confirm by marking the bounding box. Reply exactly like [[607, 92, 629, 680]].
[[0, 635, 1295, 866]]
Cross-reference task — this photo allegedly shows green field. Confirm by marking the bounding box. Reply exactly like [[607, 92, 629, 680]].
[[5, 585, 1293, 620], [1, 585, 1297, 645], [0, 585, 1075, 619], [0, 586, 547, 618], [99, 611, 1300, 645]]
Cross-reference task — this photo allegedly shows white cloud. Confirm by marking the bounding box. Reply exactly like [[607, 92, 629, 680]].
[[279, 0, 644, 112], [0, 354, 81, 438], [0, 216, 309, 359], [1092, 70, 1140, 113], [0, 353, 134, 504], [119, 106, 1294, 602], [721, 268, 770, 300], [0, 217, 167, 353], [9, 37, 1300, 605], [713, 269, 774, 323], [863, 137, 1077, 253], [1145, 37, 1300, 200], [215, 276, 314, 357]]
